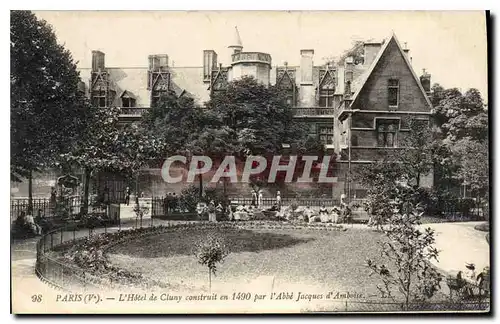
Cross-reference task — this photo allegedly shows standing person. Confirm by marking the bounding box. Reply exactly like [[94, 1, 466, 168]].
[[171, 193, 178, 212], [258, 189, 263, 209], [465, 263, 477, 296], [125, 187, 131, 206], [251, 189, 257, 207], [340, 193, 347, 208], [166, 192, 172, 214], [276, 191, 282, 211], [50, 186, 57, 206], [331, 206, 340, 224], [208, 200, 217, 222]]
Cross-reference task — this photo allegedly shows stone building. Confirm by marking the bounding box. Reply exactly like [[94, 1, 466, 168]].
[[73, 28, 433, 200]]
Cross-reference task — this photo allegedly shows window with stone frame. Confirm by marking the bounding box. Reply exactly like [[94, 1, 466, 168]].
[[92, 89, 107, 108], [376, 119, 399, 147], [319, 89, 335, 108], [318, 125, 334, 145], [388, 79, 400, 107]]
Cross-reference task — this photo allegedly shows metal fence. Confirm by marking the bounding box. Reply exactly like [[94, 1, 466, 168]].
[[10, 197, 81, 224]]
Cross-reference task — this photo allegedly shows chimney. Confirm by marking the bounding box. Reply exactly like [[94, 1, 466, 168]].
[[91, 50, 105, 71], [300, 49, 314, 85], [148, 54, 169, 71], [203, 50, 218, 83], [420, 69, 431, 95], [344, 56, 354, 98], [402, 42, 411, 60], [363, 42, 382, 67]]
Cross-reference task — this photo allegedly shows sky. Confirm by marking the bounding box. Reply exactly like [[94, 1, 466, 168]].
[[34, 11, 488, 100]]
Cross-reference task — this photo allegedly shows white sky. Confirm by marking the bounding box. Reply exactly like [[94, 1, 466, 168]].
[[34, 10, 488, 100]]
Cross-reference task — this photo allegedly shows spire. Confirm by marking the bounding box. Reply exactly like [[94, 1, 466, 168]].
[[228, 26, 243, 53]]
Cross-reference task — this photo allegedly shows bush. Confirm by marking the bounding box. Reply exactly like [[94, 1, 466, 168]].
[[474, 222, 489, 232], [203, 187, 226, 206]]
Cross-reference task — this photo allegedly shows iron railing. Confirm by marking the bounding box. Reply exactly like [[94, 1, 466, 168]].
[[119, 107, 149, 117], [292, 107, 335, 117]]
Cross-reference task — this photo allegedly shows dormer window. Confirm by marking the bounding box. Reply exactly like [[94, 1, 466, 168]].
[[276, 65, 297, 107], [318, 67, 336, 108], [120, 91, 137, 108], [388, 79, 399, 107]]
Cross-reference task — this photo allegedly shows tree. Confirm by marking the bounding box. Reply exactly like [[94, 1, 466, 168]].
[[450, 138, 489, 202], [432, 87, 488, 143], [355, 159, 403, 229], [396, 119, 435, 188], [142, 92, 208, 155], [431, 86, 489, 213], [205, 76, 311, 190], [63, 107, 164, 216], [355, 118, 435, 227], [366, 191, 442, 310], [11, 11, 92, 212], [194, 231, 229, 293], [206, 76, 308, 157]]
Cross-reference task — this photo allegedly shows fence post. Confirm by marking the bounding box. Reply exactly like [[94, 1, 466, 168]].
[[73, 227, 76, 242], [60, 228, 63, 244], [345, 300, 348, 312], [50, 232, 54, 249]]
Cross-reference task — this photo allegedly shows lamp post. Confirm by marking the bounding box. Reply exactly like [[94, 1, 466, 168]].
[[346, 109, 360, 205], [186, 150, 203, 198]]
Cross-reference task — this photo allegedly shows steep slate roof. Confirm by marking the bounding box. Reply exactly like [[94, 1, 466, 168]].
[[348, 32, 433, 110]]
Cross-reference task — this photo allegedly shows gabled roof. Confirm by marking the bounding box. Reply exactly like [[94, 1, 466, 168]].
[[120, 90, 136, 99], [348, 32, 433, 110]]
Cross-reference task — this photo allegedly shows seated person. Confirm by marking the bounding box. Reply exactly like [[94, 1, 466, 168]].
[[319, 205, 330, 223], [319, 205, 329, 216], [25, 213, 42, 235], [331, 206, 341, 224]]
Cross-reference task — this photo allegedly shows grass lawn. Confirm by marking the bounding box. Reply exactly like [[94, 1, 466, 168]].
[[108, 227, 400, 300]]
